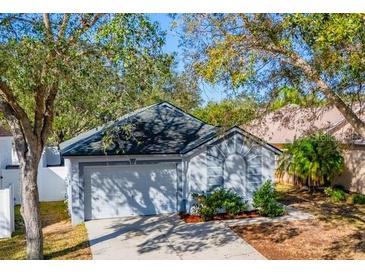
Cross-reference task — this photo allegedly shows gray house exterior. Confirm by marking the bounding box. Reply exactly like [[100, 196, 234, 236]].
[[61, 102, 280, 224]]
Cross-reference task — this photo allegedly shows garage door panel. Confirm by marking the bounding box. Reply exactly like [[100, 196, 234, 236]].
[[84, 164, 177, 219]]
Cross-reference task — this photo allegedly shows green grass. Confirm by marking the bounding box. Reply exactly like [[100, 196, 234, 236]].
[[0, 201, 91, 260]]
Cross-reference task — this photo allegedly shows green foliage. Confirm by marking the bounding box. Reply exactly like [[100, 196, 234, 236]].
[[324, 187, 347, 203], [270, 86, 325, 110], [277, 133, 344, 188], [192, 97, 258, 127], [286, 14, 364, 78], [253, 180, 285, 217], [0, 14, 200, 144], [352, 193, 365, 205], [192, 188, 247, 221], [176, 14, 365, 124], [136, 73, 201, 112]]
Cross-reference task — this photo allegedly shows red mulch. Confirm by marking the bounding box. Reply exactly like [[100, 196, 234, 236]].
[[180, 211, 260, 223]]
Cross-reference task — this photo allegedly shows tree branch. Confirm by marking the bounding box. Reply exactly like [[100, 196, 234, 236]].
[[232, 24, 365, 138], [58, 14, 70, 40], [0, 80, 35, 140], [33, 85, 46, 140], [40, 84, 58, 146], [69, 13, 103, 44], [0, 100, 29, 159], [276, 49, 365, 138], [43, 13, 53, 40]]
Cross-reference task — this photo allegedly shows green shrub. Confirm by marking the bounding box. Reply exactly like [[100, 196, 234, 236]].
[[253, 180, 285, 217], [352, 193, 365, 204], [192, 188, 247, 221], [324, 186, 347, 203]]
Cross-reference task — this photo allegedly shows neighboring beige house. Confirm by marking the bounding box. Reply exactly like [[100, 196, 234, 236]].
[[244, 104, 365, 194]]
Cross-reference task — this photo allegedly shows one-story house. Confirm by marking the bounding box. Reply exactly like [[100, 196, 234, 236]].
[[61, 102, 281, 224], [244, 104, 365, 194]]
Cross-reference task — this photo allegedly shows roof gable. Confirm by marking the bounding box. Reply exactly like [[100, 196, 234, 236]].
[[244, 104, 365, 144], [61, 102, 217, 156], [183, 126, 282, 156]]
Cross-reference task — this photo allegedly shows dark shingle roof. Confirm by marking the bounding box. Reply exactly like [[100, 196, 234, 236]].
[[61, 102, 218, 156]]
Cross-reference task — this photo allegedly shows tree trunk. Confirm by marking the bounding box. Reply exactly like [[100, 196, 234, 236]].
[[19, 155, 43, 260], [316, 79, 365, 138], [287, 52, 365, 139], [0, 95, 45, 259]]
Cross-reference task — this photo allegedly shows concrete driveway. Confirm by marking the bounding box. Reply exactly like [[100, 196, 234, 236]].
[[85, 214, 265, 260]]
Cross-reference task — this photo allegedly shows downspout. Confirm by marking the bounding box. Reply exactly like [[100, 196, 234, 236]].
[[181, 153, 189, 213]]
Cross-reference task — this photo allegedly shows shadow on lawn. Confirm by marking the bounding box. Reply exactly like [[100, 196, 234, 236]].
[[323, 229, 365, 259], [277, 185, 365, 226], [232, 218, 365, 260], [245, 184, 365, 259], [44, 241, 90, 260], [232, 222, 301, 244], [1, 202, 91, 260]]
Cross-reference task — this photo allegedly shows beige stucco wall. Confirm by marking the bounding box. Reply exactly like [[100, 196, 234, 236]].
[[334, 146, 365, 195], [275, 171, 295, 185]]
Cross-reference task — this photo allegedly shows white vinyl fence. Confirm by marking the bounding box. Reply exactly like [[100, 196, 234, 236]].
[[0, 186, 14, 238], [0, 166, 67, 205]]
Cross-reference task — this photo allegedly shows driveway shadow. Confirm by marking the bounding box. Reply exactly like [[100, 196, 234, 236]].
[[87, 214, 241, 256]]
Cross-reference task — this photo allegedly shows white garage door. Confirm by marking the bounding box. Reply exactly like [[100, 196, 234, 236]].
[[84, 163, 178, 220]]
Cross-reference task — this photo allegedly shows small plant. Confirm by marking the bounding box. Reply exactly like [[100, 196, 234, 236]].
[[253, 180, 285, 217], [352, 193, 365, 205], [192, 188, 247, 221], [219, 189, 247, 216], [324, 186, 347, 203]]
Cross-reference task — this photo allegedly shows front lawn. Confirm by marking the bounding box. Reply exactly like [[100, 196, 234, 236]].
[[0, 201, 91, 260], [232, 183, 365, 259]]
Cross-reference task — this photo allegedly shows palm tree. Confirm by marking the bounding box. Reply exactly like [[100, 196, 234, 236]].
[[277, 133, 345, 190]]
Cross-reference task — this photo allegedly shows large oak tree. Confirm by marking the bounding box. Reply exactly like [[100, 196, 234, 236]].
[[176, 14, 365, 137], [0, 13, 189, 259]]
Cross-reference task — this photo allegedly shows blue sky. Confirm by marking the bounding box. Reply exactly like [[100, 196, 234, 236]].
[[147, 13, 227, 104]]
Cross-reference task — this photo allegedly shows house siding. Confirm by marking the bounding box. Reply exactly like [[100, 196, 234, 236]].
[[333, 146, 365, 195], [185, 131, 276, 213], [66, 130, 278, 224], [185, 149, 208, 212]]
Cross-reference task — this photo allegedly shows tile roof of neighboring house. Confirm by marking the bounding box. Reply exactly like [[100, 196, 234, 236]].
[[244, 104, 365, 145], [61, 102, 219, 156], [0, 126, 11, 137]]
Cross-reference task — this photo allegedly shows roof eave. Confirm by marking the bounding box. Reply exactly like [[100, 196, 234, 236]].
[[182, 126, 282, 157]]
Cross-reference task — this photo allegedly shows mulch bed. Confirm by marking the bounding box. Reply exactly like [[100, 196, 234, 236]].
[[180, 210, 260, 223], [229, 183, 365, 260], [232, 219, 365, 260]]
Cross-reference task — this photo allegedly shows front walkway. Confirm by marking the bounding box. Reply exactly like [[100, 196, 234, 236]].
[[85, 214, 265, 260], [222, 206, 314, 226]]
